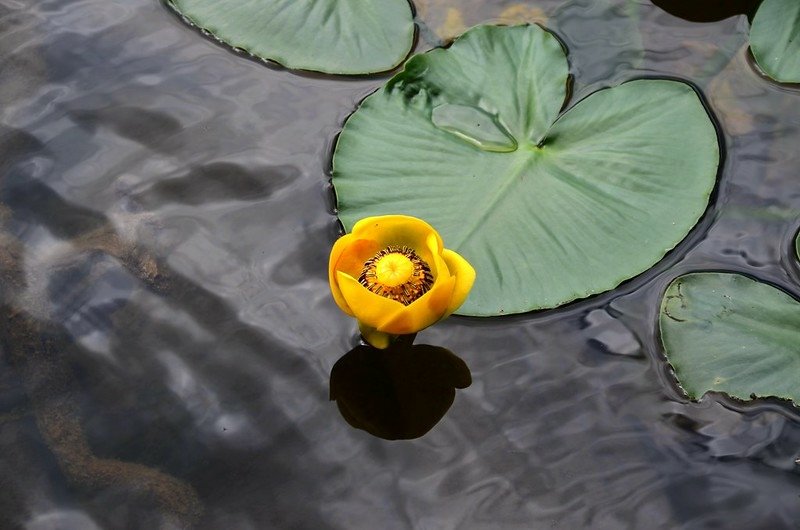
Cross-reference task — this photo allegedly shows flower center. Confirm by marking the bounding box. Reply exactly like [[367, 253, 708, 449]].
[[359, 246, 434, 305], [375, 253, 414, 287]]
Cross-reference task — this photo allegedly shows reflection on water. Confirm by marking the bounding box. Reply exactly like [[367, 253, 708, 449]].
[[0, 149, 200, 525], [1, 0, 800, 528], [330, 338, 471, 440], [651, 0, 761, 23]]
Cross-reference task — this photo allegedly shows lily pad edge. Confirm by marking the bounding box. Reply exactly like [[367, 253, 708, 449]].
[[165, 0, 417, 75], [749, 0, 800, 84], [795, 225, 800, 263], [659, 271, 800, 407]]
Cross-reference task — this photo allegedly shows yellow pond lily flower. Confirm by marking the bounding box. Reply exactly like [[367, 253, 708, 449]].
[[329, 215, 476, 349]]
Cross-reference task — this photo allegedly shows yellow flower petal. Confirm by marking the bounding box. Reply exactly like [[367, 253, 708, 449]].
[[357, 322, 393, 349], [378, 273, 456, 334], [329, 236, 382, 316], [352, 215, 443, 270], [337, 270, 406, 328], [426, 231, 449, 281], [336, 238, 382, 278], [440, 249, 476, 317], [328, 234, 355, 316], [329, 215, 475, 338]]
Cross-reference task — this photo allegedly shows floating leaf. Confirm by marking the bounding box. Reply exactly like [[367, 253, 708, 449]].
[[333, 25, 720, 316], [168, 0, 414, 75], [796, 229, 800, 262], [431, 104, 517, 152], [660, 272, 800, 404], [750, 0, 800, 83]]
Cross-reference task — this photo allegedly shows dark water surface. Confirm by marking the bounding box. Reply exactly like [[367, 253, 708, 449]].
[[2, 0, 800, 528]]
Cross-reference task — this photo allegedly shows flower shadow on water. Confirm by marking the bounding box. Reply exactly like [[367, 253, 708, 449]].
[[330, 337, 471, 441]]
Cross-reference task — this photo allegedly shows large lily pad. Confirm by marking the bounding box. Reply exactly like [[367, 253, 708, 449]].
[[167, 0, 414, 75], [660, 272, 800, 404], [333, 24, 720, 316], [750, 0, 800, 83]]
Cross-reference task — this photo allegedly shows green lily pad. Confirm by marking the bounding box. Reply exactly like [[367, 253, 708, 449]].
[[796, 229, 800, 261], [660, 272, 800, 404], [332, 24, 720, 316], [167, 0, 414, 75], [750, 0, 800, 83]]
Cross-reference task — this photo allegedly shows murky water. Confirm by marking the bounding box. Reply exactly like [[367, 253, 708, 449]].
[[1, 0, 799, 528]]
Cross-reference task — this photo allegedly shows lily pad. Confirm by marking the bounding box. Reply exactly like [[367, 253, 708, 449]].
[[332, 24, 720, 316], [750, 0, 800, 83], [660, 272, 800, 404], [167, 0, 414, 74], [796, 230, 800, 261]]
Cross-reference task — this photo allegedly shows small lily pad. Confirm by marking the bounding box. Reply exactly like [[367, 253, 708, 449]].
[[168, 0, 415, 74], [333, 24, 720, 316], [750, 0, 800, 83], [660, 272, 800, 405], [796, 229, 800, 261]]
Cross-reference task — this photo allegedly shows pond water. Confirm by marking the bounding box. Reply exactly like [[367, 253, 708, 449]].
[[1, 0, 800, 528]]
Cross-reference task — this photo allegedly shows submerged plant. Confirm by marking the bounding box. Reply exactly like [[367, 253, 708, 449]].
[[328, 215, 475, 348]]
